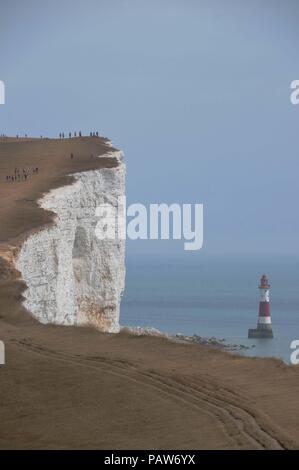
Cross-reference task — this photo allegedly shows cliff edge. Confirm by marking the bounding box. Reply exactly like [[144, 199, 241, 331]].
[[0, 136, 125, 332]]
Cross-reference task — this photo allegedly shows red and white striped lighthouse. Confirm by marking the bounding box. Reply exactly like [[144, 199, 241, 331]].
[[248, 274, 273, 338]]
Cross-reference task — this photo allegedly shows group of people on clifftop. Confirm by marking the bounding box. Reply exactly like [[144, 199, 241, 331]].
[[58, 131, 100, 139], [1, 131, 101, 140], [0, 134, 44, 139], [59, 131, 82, 139], [5, 166, 39, 183]]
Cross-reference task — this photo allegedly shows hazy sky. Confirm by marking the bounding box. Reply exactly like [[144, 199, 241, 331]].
[[0, 0, 298, 256]]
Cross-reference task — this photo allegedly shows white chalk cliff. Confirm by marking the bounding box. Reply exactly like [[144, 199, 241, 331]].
[[16, 150, 125, 333]]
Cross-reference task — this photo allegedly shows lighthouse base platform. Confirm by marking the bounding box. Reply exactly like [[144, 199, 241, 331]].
[[248, 328, 273, 339]]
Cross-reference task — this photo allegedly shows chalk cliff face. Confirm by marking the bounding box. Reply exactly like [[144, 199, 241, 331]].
[[16, 151, 125, 333]]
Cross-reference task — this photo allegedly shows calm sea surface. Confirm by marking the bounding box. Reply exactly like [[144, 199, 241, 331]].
[[121, 255, 299, 363]]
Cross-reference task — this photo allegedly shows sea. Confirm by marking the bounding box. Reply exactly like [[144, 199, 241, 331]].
[[121, 254, 299, 364]]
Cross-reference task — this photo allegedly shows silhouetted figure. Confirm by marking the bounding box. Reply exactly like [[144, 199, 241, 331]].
[[74, 132, 76, 137], [69, 132, 71, 138], [96, 131, 98, 137], [71, 153, 74, 159], [79, 131, 82, 137]]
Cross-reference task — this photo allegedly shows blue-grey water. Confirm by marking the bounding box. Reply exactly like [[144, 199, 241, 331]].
[[121, 255, 299, 363]]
